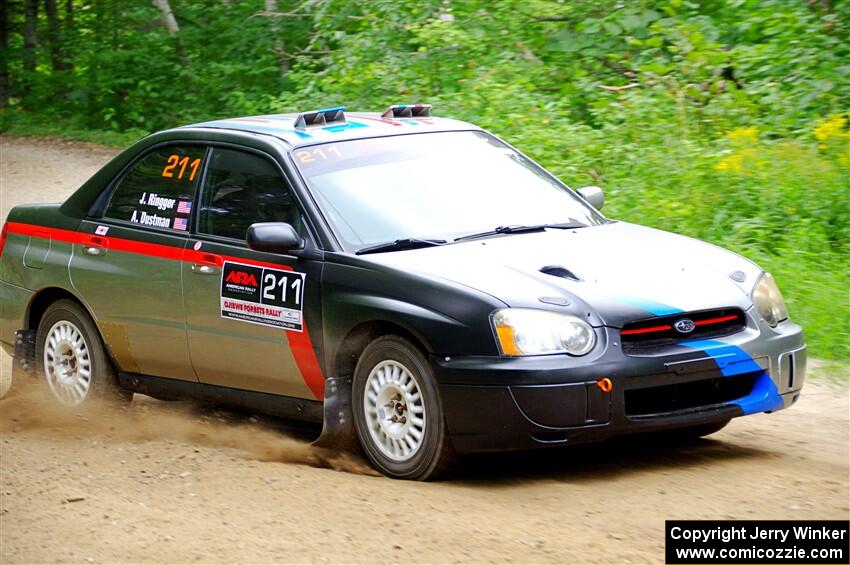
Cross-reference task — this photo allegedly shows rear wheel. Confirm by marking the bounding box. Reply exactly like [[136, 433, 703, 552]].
[[352, 336, 455, 480], [35, 300, 131, 409]]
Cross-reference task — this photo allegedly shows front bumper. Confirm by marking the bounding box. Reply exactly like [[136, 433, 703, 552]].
[[434, 311, 806, 453]]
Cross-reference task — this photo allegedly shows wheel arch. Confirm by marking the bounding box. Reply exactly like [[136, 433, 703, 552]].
[[26, 286, 94, 331], [24, 286, 123, 370], [331, 319, 433, 382]]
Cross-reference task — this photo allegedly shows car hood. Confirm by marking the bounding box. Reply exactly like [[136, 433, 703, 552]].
[[360, 222, 763, 327]]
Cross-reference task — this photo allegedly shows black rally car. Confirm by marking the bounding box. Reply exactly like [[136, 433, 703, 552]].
[[0, 106, 806, 479]]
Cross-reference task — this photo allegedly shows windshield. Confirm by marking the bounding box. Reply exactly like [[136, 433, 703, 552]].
[[293, 131, 606, 252]]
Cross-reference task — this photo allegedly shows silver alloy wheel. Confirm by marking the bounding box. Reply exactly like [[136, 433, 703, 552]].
[[363, 360, 426, 462], [43, 320, 92, 406]]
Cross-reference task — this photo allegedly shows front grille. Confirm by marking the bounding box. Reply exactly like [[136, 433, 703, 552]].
[[621, 308, 746, 354], [625, 373, 757, 417]]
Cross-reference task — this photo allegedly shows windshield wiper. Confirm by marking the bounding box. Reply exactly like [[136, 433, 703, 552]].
[[453, 222, 587, 243], [355, 238, 447, 255]]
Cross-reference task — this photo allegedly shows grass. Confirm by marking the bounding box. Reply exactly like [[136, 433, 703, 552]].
[[808, 359, 850, 387], [1, 110, 147, 147]]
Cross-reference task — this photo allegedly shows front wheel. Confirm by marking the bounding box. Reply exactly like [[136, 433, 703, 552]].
[[352, 336, 455, 480]]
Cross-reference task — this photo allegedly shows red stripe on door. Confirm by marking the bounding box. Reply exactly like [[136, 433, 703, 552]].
[[8, 221, 325, 400], [7, 221, 185, 260], [7, 222, 87, 245], [286, 323, 325, 399]]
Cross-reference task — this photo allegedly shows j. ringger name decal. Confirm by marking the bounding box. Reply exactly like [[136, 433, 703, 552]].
[[220, 261, 305, 332], [138, 192, 177, 211]]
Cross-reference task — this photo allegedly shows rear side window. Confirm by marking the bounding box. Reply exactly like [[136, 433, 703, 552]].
[[104, 146, 206, 232], [197, 148, 306, 241]]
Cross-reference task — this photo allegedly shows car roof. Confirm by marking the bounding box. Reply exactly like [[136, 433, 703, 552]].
[[178, 111, 481, 149]]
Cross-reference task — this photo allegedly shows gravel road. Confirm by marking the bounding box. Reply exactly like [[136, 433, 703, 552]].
[[1, 135, 848, 564]]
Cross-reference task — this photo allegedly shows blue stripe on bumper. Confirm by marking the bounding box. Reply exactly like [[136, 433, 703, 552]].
[[680, 339, 783, 415], [621, 297, 784, 415]]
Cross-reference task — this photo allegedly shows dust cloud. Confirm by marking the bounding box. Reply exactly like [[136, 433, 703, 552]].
[[0, 387, 377, 476]]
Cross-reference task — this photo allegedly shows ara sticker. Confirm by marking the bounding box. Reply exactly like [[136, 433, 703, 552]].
[[193, 241, 203, 251], [220, 261, 305, 332], [95, 225, 109, 236]]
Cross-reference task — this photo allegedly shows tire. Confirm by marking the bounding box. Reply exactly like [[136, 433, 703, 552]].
[[352, 335, 455, 480], [34, 299, 131, 409]]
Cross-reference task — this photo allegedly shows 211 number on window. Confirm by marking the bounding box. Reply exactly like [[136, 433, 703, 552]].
[[162, 154, 202, 181]]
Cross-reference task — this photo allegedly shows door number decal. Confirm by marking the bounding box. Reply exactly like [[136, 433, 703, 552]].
[[220, 261, 305, 332]]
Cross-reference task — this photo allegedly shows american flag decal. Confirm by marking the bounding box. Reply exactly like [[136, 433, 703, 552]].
[[177, 200, 192, 214], [173, 217, 188, 231]]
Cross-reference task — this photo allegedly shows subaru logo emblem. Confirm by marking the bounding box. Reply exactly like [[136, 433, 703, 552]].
[[674, 318, 696, 333]]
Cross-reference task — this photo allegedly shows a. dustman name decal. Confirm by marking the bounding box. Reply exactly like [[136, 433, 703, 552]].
[[130, 210, 171, 228]]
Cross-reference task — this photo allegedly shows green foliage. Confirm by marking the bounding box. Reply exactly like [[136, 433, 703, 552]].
[[2, 1, 306, 130], [1, 0, 848, 359]]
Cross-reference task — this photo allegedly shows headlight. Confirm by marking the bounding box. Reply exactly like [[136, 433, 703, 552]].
[[751, 272, 788, 327], [491, 308, 596, 356]]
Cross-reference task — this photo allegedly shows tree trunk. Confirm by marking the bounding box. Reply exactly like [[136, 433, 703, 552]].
[[264, 0, 288, 76], [44, 0, 66, 71], [152, 0, 189, 69], [64, 0, 74, 70], [152, 0, 180, 35], [65, 0, 73, 28], [0, 0, 9, 106], [22, 0, 38, 97], [23, 0, 38, 73]]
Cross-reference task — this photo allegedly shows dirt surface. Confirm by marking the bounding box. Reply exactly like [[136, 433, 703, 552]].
[[1, 135, 849, 564]]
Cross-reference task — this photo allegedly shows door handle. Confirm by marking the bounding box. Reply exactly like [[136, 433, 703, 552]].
[[191, 264, 218, 275], [190, 252, 222, 275], [82, 236, 108, 256]]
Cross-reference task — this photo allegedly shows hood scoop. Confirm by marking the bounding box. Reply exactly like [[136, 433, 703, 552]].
[[540, 265, 582, 282]]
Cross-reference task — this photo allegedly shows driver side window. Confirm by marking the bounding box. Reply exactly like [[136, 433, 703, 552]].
[[197, 148, 306, 241]]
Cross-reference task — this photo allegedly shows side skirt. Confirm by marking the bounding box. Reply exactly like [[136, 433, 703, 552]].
[[117, 373, 324, 424]]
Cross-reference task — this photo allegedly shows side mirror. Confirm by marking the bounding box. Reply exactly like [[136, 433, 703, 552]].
[[576, 186, 604, 210], [246, 222, 304, 254]]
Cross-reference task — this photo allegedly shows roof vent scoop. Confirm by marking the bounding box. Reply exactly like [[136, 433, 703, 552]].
[[381, 104, 432, 119], [540, 265, 582, 282], [294, 106, 346, 129]]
